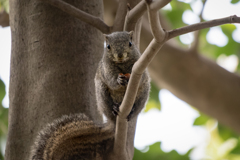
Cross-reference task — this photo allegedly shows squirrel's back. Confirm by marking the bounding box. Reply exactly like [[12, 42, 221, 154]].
[[30, 114, 114, 160]]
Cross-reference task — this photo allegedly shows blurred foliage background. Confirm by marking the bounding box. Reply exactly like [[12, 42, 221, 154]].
[[0, 0, 9, 159], [0, 79, 7, 160], [1, 0, 240, 159], [0, 0, 9, 13], [136, 0, 240, 159], [0, 0, 8, 12]]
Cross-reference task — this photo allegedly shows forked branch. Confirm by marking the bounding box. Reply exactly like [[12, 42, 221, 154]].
[[167, 15, 240, 40], [112, 0, 169, 159], [124, 0, 170, 32], [113, 0, 240, 159], [124, 0, 146, 31], [120, 6, 240, 122], [119, 0, 168, 120]]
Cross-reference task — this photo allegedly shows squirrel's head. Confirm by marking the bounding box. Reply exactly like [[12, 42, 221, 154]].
[[104, 31, 135, 63]]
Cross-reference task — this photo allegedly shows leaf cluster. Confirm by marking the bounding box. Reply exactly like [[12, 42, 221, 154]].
[[133, 142, 191, 160]]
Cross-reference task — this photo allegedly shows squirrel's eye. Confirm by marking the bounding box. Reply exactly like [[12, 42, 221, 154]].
[[129, 42, 132, 47], [107, 45, 111, 50]]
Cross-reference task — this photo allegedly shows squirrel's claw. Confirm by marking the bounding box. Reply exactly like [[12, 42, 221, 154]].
[[117, 74, 129, 86], [112, 103, 120, 116]]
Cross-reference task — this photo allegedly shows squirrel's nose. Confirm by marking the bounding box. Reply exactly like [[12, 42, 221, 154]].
[[118, 54, 123, 58]]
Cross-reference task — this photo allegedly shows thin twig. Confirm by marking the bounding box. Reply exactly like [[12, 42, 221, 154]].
[[190, 0, 207, 53], [124, 0, 146, 32], [113, 0, 128, 31], [190, 31, 200, 53], [124, 0, 171, 42], [147, 1, 168, 42], [167, 15, 240, 40], [200, 0, 207, 21], [39, 0, 111, 34]]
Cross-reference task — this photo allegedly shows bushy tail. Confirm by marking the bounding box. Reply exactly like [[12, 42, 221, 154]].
[[30, 114, 114, 160]]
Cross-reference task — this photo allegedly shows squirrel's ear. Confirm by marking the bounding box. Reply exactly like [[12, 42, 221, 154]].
[[129, 31, 133, 40], [103, 34, 109, 41]]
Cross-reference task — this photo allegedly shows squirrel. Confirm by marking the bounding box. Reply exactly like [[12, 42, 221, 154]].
[[30, 31, 150, 160], [95, 31, 150, 122]]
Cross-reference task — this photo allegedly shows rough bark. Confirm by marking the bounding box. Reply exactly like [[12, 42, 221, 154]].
[[5, 0, 103, 159]]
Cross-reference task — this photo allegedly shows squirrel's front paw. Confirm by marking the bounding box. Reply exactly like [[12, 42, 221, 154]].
[[117, 73, 130, 86], [112, 103, 120, 116]]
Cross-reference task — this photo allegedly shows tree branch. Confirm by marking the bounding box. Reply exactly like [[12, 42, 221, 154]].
[[147, 2, 167, 42], [124, 0, 146, 32], [124, 0, 170, 32], [112, 0, 170, 159], [112, 0, 240, 158], [189, 0, 207, 53], [140, 1, 240, 134], [39, 0, 112, 34], [112, 0, 128, 31], [167, 15, 240, 40]]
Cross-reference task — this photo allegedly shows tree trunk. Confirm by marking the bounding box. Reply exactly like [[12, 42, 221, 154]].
[[5, 0, 104, 159]]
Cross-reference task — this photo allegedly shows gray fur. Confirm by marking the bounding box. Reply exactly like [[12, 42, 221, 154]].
[[95, 31, 150, 122], [30, 114, 114, 160]]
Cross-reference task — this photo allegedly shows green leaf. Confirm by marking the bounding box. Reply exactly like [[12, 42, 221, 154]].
[[0, 79, 6, 106], [164, 1, 191, 29], [133, 142, 191, 160], [219, 24, 240, 56], [0, 79, 7, 131], [193, 113, 210, 125], [218, 123, 239, 141], [0, 151, 4, 160], [0, 79, 7, 159], [230, 138, 240, 154], [231, 0, 240, 4], [199, 25, 240, 59], [144, 82, 161, 112]]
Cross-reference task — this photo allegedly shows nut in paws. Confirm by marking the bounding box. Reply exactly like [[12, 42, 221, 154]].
[[117, 73, 130, 86]]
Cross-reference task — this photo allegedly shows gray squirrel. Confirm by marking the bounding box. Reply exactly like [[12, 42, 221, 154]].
[[95, 31, 150, 122], [30, 31, 150, 160]]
